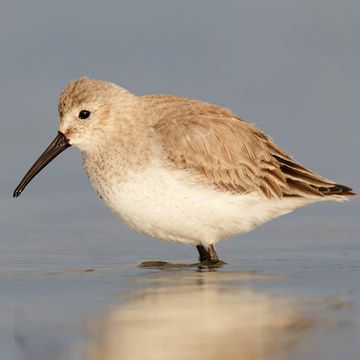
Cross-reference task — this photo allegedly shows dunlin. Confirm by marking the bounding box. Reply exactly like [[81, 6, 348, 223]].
[[13, 77, 355, 265]]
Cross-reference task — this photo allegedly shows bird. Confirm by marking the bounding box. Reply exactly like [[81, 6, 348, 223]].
[[13, 77, 355, 266]]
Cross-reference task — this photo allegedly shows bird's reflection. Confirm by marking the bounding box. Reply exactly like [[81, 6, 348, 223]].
[[83, 271, 312, 360]]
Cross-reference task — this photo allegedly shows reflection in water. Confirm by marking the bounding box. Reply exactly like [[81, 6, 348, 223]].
[[83, 272, 312, 360]]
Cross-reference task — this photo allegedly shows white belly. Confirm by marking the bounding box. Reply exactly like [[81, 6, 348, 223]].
[[89, 164, 314, 246]]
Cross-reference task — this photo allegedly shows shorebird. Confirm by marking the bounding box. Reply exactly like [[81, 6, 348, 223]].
[[13, 77, 355, 266]]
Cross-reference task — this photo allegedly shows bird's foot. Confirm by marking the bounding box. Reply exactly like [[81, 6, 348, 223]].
[[197, 259, 227, 269], [138, 260, 227, 270], [138, 261, 197, 270]]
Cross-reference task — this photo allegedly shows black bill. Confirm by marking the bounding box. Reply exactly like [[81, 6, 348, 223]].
[[13, 132, 71, 198]]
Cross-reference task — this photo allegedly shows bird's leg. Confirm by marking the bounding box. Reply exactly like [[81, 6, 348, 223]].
[[196, 244, 223, 267], [196, 245, 211, 262], [208, 244, 219, 263]]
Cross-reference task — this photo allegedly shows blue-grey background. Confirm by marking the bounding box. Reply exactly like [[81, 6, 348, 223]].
[[0, 1, 359, 359]]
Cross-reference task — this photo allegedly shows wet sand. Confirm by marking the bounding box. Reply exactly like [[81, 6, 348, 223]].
[[1, 202, 359, 360]]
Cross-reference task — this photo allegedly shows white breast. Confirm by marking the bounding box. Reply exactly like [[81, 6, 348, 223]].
[[88, 163, 314, 246]]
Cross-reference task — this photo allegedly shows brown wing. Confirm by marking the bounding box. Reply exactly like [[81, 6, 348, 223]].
[[153, 98, 354, 199]]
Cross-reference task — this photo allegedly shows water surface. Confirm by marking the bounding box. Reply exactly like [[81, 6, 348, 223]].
[[1, 199, 359, 360]]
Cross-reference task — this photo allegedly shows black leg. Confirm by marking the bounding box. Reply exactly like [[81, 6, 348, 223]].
[[196, 244, 223, 266], [208, 244, 219, 263], [196, 245, 211, 262]]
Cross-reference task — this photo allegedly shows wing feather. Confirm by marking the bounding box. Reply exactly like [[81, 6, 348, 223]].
[[151, 97, 355, 199]]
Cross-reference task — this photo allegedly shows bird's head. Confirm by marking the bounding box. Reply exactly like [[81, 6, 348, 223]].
[[13, 77, 135, 197], [59, 76, 136, 151]]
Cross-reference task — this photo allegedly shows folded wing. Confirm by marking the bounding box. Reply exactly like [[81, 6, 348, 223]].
[[154, 99, 354, 199]]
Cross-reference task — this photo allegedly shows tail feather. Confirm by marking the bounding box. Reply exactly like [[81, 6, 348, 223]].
[[319, 183, 356, 196], [272, 155, 356, 198]]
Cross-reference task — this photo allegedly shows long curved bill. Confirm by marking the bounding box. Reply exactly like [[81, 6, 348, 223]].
[[13, 132, 71, 198]]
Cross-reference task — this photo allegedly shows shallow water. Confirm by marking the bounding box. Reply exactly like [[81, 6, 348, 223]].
[[1, 196, 359, 360]]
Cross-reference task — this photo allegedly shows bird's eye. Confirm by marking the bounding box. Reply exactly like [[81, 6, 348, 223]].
[[78, 110, 91, 119]]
